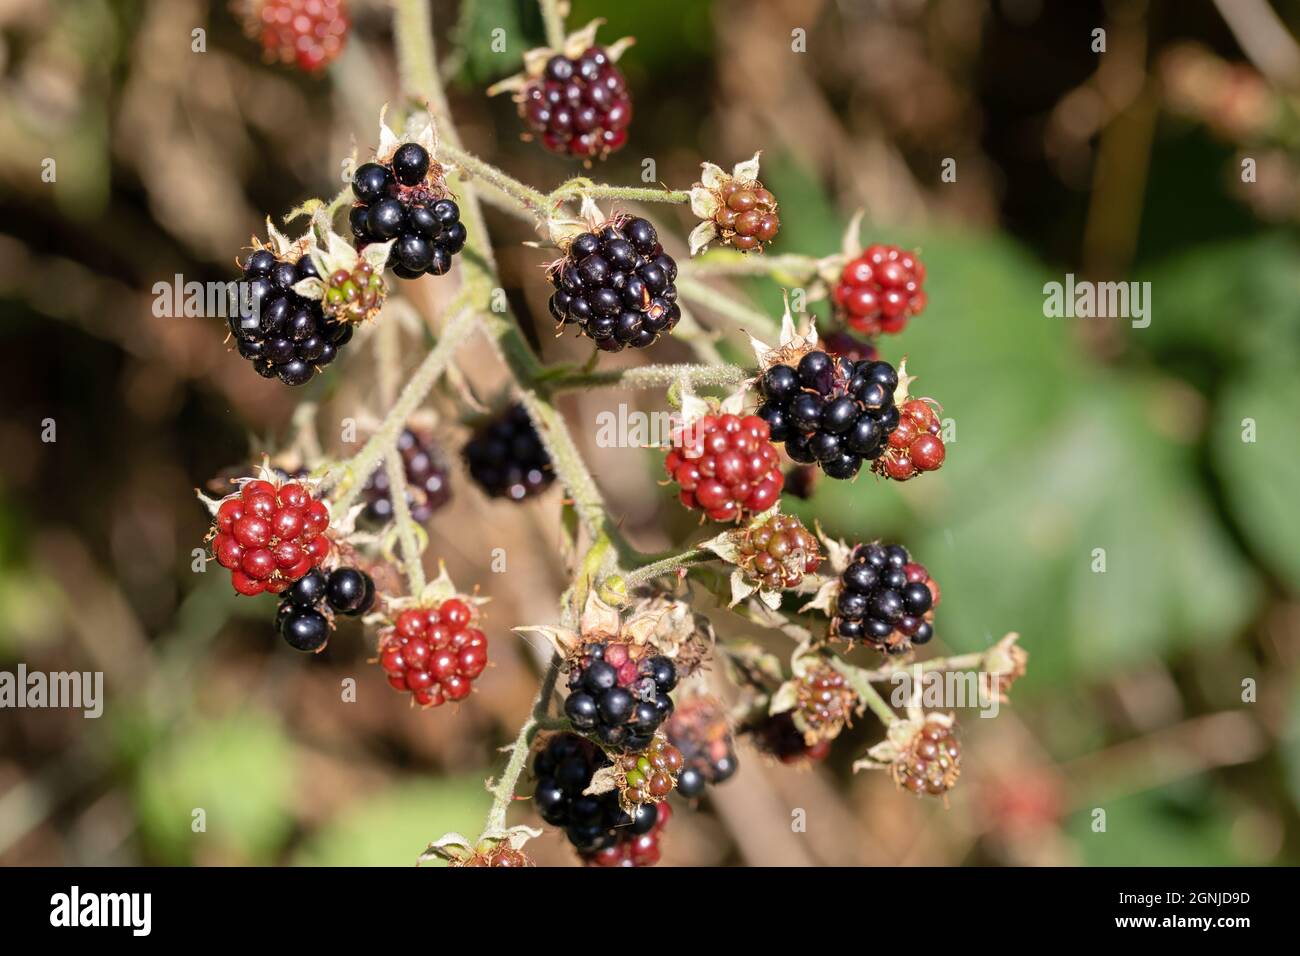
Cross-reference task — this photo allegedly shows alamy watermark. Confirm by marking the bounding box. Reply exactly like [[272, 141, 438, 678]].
[[1043, 274, 1151, 328], [889, 665, 1001, 718], [0, 665, 103, 718]]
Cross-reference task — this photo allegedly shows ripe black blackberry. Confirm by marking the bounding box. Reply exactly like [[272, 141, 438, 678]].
[[532, 733, 663, 858], [361, 428, 451, 524], [463, 404, 554, 501], [348, 144, 466, 279], [563, 641, 676, 751], [830, 542, 939, 653], [664, 697, 738, 799], [275, 565, 376, 652], [229, 250, 351, 386], [546, 217, 681, 351], [756, 350, 901, 480]]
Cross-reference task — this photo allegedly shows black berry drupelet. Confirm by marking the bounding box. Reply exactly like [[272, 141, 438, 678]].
[[230, 251, 351, 385], [463, 404, 554, 501], [664, 697, 739, 799], [348, 144, 466, 279], [830, 542, 940, 654], [518, 46, 632, 161], [756, 350, 901, 479], [532, 733, 665, 863], [275, 564, 375, 652], [564, 641, 676, 752], [362, 428, 451, 524], [546, 217, 680, 351]]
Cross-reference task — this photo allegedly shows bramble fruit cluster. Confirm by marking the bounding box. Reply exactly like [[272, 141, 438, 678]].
[[585, 801, 670, 867], [665, 697, 739, 798], [736, 513, 821, 590], [757, 350, 901, 479], [831, 542, 938, 653], [708, 179, 780, 252], [362, 428, 451, 524], [877, 399, 946, 481], [546, 217, 681, 351], [532, 733, 667, 864], [564, 641, 677, 751], [894, 717, 961, 796], [349, 144, 466, 279], [322, 259, 384, 324], [237, 0, 350, 73], [743, 712, 831, 765], [210, 479, 332, 596], [232, 250, 351, 385], [376, 600, 488, 707], [794, 662, 856, 741], [276, 565, 376, 651], [518, 47, 632, 160], [821, 329, 879, 363], [452, 845, 532, 867], [833, 244, 927, 337], [665, 413, 783, 522], [615, 733, 683, 805], [463, 404, 554, 501]]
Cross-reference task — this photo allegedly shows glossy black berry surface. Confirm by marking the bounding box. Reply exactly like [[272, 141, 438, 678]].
[[463, 404, 554, 501], [565, 642, 676, 751]]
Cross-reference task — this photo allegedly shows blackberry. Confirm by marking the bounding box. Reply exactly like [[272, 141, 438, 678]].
[[830, 542, 939, 654], [614, 733, 684, 806], [348, 145, 466, 279], [794, 663, 856, 743], [735, 513, 821, 591], [229, 251, 350, 385], [709, 179, 780, 253], [517, 47, 632, 161], [877, 398, 947, 481], [893, 716, 961, 797], [274, 564, 374, 652], [532, 733, 666, 864], [564, 641, 677, 751], [756, 349, 901, 479], [237, 0, 349, 73], [833, 244, 927, 337], [463, 404, 554, 501], [742, 712, 831, 765], [210, 478, 333, 596], [546, 217, 680, 351], [665, 413, 783, 522], [377, 599, 487, 708], [664, 696, 739, 798], [362, 428, 451, 524], [821, 329, 880, 363]]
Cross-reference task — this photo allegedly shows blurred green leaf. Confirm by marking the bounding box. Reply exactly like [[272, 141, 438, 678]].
[[449, 0, 527, 86], [1064, 783, 1240, 865], [1213, 364, 1300, 593], [134, 711, 295, 864], [293, 776, 491, 867]]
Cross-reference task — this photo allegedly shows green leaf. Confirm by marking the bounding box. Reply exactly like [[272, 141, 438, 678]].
[[1064, 783, 1241, 866], [293, 776, 492, 867], [1213, 364, 1300, 592], [134, 712, 296, 864]]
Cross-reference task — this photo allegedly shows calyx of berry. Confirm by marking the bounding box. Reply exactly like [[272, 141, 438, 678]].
[[702, 507, 822, 610], [486, 19, 634, 96], [383, 563, 486, 619], [292, 228, 391, 323], [516, 589, 690, 663], [746, 297, 820, 375], [984, 632, 1028, 703], [372, 107, 450, 194], [420, 824, 541, 866]]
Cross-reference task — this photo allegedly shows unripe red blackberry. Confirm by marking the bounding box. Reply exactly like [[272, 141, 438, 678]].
[[463, 404, 554, 501], [665, 413, 783, 522], [794, 663, 856, 742], [735, 513, 821, 591], [362, 428, 451, 524], [564, 640, 677, 751], [893, 716, 961, 796], [208, 478, 333, 597], [710, 180, 780, 252], [830, 541, 939, 653], [229, 249, 351, 385], [755, 350, 902, 480], [614, 732, 683, 807], [517, 47, 632, 161], [349, 144, 466, 279], [547, 217, 680, 351], [664, 696, 739, 798], [236, 0, 349, 73], [833, 244, 927, 336], [376, 599, 487, 708], [875, 398, 946, 481], [532, 733, 667, 864]]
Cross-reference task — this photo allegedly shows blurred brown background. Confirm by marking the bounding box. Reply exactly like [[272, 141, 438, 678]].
[[1, 0, 1299, 866]]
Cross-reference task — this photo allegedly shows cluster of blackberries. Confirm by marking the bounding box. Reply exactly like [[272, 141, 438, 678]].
[[831, 542, 937, 653], [361, 429, 451, 524], [546, 217, 680, 351], [665, 699, 739, 799], [756, 350, 901, 479], [231, 251, 351, 386], [533, 734, 664, 859], [518, 47, 632, 160], [564, 641, 677, 751], [463, 404, 554, 501], [349, 143, 466, 279], [275, 566, 375, 652]]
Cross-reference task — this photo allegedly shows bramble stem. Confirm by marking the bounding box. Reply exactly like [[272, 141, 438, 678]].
[[437, 141, 552, 224], [384, 449, 427, 593], [483, 653, 562, 835], [603, 548, 714, 601], [680, 252, 825, 280], [828, 657, 898, 726], [675, 275, 780, 332], [539, 361, 747, 392], [550, 182, 691, 205], [539, 0, 566, 49]]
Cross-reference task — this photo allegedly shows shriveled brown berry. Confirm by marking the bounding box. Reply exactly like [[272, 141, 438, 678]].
[[795, 662, 857, 743], [892, 716, 961, 797]]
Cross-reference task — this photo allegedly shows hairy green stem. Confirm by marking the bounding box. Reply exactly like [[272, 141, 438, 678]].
[[483, 653, 562, 835], [675, 275, 779, 332], [550, 182, 691, 205], [437, 141, 552, 223], [680, 252, 824, 280], [603, 548, 714, 602], [829, 657, 898, 726], [384, 449, 427, 593], [540, 361, 747, 392]]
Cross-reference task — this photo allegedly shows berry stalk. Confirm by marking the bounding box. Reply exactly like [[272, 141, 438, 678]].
[[384, 448, 427, 593]]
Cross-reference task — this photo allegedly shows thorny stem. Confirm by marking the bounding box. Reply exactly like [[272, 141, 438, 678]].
[[437, 141, 553, 224], [538, 361, 747, 392], [483, 653, 563, 834], [549, 181, 691, 206], [605, 548, 715, 600]]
